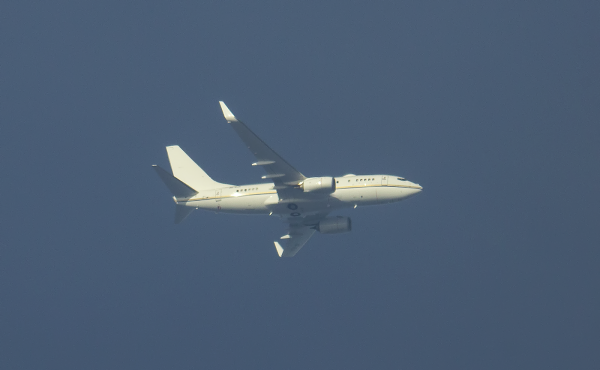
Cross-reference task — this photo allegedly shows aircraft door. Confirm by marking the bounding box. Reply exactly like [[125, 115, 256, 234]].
[[214, 189, 222, 211], [381, 176, 388, 186]]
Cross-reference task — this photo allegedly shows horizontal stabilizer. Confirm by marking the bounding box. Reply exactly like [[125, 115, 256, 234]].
[[175, 204, 194, 224], [152, 165, 198, 198]]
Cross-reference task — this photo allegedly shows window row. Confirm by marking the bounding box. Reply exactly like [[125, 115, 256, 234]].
[[337, 178, 377, 183], [236, 187, 258, 192]]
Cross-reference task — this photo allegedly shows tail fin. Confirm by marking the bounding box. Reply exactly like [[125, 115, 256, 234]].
[[152, 165, 198, 198], [166, 145, 224, 190]]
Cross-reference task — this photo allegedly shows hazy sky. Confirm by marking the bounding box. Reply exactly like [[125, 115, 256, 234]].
[[2, 1, 599, 369]]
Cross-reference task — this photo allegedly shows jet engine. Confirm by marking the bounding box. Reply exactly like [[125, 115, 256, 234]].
[[302, 177, 335, 193], [316, 216, 352, 234]]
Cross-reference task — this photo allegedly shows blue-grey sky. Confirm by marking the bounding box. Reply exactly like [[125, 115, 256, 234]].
[[2, 1, 599, 369]]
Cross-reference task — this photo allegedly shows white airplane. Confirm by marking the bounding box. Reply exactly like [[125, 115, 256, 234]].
[[153, 102, 422, 257]]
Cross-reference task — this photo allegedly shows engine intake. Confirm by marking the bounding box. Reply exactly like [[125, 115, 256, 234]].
[[316, 216, 352, 234], [302, 177, 335, 193]]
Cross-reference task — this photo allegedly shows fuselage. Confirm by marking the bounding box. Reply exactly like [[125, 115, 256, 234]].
[[177, 174, 422, 217]]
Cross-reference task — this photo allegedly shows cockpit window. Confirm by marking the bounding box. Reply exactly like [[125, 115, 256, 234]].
[[397, 177, 405, 180]]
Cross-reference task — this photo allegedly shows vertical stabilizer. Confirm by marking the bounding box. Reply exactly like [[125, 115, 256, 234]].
[[166, 145, 224, 190]]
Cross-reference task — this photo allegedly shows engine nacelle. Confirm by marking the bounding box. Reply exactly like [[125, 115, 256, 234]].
[[316, 216, 352, 234], [302, 177, 335, 193]]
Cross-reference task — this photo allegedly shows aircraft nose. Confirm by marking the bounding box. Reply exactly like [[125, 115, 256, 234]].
[[404, 183, 422, 198]]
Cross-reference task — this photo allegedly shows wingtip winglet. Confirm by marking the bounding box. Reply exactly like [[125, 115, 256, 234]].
[[219, 101, 237, 122], [274, 241, 284, 257]]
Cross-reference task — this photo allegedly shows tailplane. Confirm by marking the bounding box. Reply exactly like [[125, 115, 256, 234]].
[[166, 145, 226, 190], [175, 204, 194, 224]]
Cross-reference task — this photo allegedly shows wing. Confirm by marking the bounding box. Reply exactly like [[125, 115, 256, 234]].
[[274, 226, 316, 257], [219, 101, 306, 188], [273, 211, 329, 257]]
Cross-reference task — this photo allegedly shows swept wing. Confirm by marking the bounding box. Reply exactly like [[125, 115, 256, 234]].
[[274, 211, 329, 257], [219, 101, 306, 188], [275, 226, 316, 257], [218, 102, 327, 257]]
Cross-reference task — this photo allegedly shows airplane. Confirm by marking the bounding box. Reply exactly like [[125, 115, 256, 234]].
[[152, 101, 423, 257]]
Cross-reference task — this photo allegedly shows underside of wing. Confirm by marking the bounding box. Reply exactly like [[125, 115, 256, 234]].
[[273, 211, 330, 257], [219, 101, 306, 187], [274, 226, 316, 257]]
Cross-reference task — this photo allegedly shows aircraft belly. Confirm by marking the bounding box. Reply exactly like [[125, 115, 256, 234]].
[[332, 187, 379, 205], [361, 188, 379, 205], [218, 194, 270, 214], [187, 186, 399, 216], [347, 188, 378, 206], [376, 187, 401, 203], [186, 199, 213, 210], [267, 194, 334, 217]]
